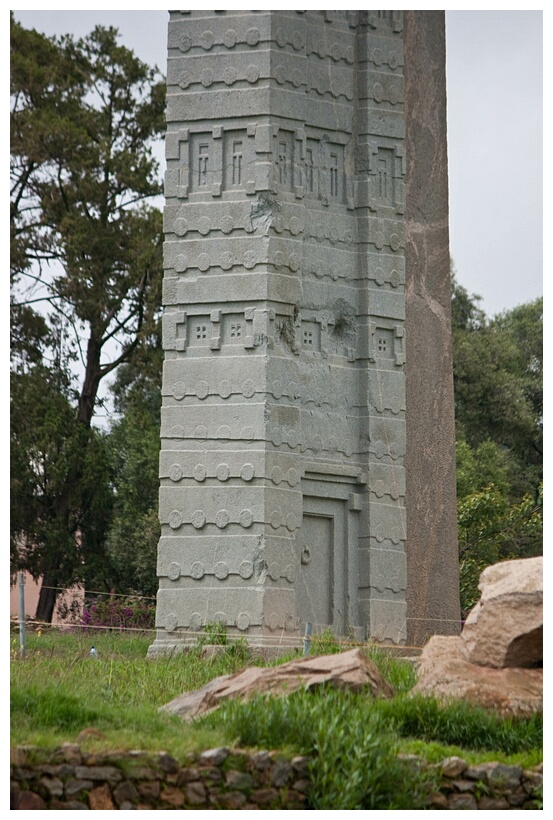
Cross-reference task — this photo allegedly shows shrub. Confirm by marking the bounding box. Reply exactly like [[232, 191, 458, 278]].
[[80, 596, 155, 631]]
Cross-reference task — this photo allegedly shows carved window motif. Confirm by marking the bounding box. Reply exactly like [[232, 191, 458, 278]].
[[300, 137, 346, 202], [231, 140, 242, 186], [224, 313, 247, 344], [223, 130, 249, 190], [377, 161, 388, 199], [306, 148, 314, 193], [302, 321, 321, 351], [278, 141, 288, 185], [375, 148, 394, 206], [196, 325, 208, 340], [322, 142, 344, 203], [329, 152, 339, 198], [274, 131, 295, 190], [374, 328, 394, 358], [198, 144, 209, 186]]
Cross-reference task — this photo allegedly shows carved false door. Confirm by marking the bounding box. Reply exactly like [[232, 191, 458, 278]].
[[297, 497, 347, 634]]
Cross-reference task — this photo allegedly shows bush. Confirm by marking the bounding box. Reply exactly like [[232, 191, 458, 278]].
[[80, 596, 156, 631]]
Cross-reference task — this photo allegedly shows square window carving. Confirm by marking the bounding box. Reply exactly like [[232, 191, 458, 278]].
[[302, 321, 321, 351], [374, 328, 394, 358]]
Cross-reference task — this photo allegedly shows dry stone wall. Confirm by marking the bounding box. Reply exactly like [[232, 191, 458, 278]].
[[10, 746, 542, 810]]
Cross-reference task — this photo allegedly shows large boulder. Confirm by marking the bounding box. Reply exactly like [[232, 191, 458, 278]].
[[411, 635, 542, 718], [461, 557, 542, 668], [161, 648, 394, 721]]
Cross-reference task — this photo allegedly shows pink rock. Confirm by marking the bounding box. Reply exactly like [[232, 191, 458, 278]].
[[461, 557, 542, 668], [162, 648, 394, 720], [412, 635, 542, 717]]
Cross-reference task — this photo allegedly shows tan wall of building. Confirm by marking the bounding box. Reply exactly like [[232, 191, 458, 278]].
[[10, 572, 83, 625]]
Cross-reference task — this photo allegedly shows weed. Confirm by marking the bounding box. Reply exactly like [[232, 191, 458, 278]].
[[310, 628, 342, 655], [196, 620, 228, 646], [364, 647, 417, 694], [473, 779, 490, 800], [193, 622, 250, 665], [224, 637, 250, 664]]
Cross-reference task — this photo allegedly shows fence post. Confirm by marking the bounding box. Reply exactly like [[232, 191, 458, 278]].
[[18, 572, 26, 660], [302, 622, 312, 656]]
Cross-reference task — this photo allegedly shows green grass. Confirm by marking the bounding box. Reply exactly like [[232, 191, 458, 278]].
[[10, 629, 254, 757], [203, 685, 541, 808], [202, 687, 435, 809], [209, 688, 541, 759], [376, 692, 542, 754], [11, 627, 542, 807]]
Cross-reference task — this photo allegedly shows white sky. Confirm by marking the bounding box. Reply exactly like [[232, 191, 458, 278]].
[[10, 5, 544, 319]]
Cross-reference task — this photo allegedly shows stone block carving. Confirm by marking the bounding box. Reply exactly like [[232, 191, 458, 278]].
[[149, 10, 457, 655]]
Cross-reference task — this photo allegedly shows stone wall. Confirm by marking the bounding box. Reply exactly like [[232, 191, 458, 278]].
[[10, 745, 310, 810], [10, 745, 542, 810]]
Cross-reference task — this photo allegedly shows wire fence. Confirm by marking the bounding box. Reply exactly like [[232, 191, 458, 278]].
[[11, 577, 465, 655]]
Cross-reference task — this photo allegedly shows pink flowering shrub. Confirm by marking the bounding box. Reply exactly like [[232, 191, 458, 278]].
[[80, 596, 155, 631]]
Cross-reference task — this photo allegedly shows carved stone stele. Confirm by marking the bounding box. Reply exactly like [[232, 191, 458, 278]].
[[149, 10, 459, 656]]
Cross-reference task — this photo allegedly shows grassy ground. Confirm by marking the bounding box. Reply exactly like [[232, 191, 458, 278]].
[[11, 628, 250, 759], [11, 627, 542, 791]]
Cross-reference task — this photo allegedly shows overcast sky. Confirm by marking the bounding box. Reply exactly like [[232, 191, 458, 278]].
[[11, 6, 543, 319]]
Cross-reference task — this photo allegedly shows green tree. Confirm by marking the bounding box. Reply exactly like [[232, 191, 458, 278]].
[[101, 390, 161, 599], [451, 274, 543, 612], [455, 438, 511, 500], [10, 17, 165, 621], [10, 360, 114, 600], [83, 323, 164, 599], [452, 277, 542, 499], [458, 483, 542, 613]]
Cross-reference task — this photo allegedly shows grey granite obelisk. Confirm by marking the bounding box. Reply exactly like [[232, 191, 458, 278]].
[[404, 11, 461, 645], [148, 10, 458, 656]]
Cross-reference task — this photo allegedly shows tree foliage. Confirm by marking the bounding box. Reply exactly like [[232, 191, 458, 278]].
[[458, 484, 542, 612], [10, 361, 114, 599], [451, 274, 543, 613], [100, 380, 161, 599], [10, 16, 165, 621], [11, 16, 165, 422]]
